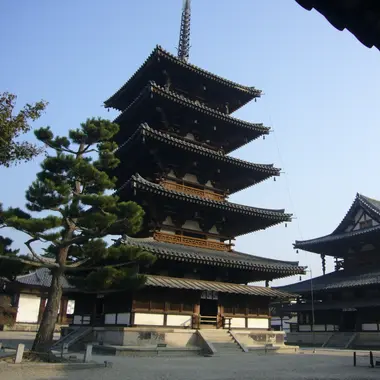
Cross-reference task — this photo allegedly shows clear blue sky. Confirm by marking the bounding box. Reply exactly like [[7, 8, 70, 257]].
[[1, 0, 380, 286]]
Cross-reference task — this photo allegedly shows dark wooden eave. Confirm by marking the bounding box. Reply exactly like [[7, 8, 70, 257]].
[[145, 274, 296, 298], [104, 45, 261, 112], [294, 193, 380, 256], [113, 81, 269, 153], [295, 0, 380, 50], [279, 267, 380, 294], [121, 236, 305, 278], [120, 174, 292, 236], [115, 123, 280, 194]]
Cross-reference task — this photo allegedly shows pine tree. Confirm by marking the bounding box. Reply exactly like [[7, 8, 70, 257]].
[[0, 118, 155, 353], [0, 92, 48, 167]]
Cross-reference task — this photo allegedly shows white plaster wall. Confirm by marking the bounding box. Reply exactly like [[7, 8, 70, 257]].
[[82, 315, 91, 325], [117, 313, 130, 325], [230, 317, 246, 328], [183, 173, 199, 184], [205, 180, 214, 188], [313, 325, 326, 331], [362, 323, 378, 331], [326, 325, 338, 331], [182, 220, 202, 231], [16, 294, 41, 323], [73, 315, 82, 325], [162, 216, 174, 226], [247, 318, 269, 329], [166, 314, 192, 327], [134, 313, 164, 326], [299, 325, 311, 332], [167, 170, 176, 178], [105, 314, 116, 324]]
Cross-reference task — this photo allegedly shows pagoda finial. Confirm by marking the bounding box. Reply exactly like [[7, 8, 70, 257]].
[[177, 0, 191, 62]]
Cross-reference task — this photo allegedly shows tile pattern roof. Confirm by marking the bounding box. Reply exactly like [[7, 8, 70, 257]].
[[114, 82, 269, 137], [123, 174, 292, 223], [118, 123, 279, 190], [15, 268, 72, 289], [105, 45, 261, 109], [279, 268, 380, 294], [145, 274, 295, 298], [294, 193, 380, 253], [121, 235, 305, 275]]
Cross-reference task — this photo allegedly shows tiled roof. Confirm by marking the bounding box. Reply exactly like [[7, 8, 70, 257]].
[[105, 45, 261, 110], [117, 123, 279, 193], [279, 268, 380, 294], [114, 82, 269, 137], [16, 268, 72, 289], [124, 174, 291, 223], [294, 193, 380, 253], [121, 236, 305, 275], [145, 274, 295, 298]]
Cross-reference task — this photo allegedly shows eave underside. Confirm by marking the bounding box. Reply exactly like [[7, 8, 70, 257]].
[[114, 124, 279, 194], [120, 174, 291, 237], [105, 46, 261, 112], [113, 82, 268, 153], [279, 267, 380, 294], [145, 274, 295, 298], [121, 236, 305, 280], [294, 225, 380, 256], [296, 0, 380, 50]]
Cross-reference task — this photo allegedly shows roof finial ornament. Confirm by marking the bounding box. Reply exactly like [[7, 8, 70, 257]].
[[177, 0, 191, 62]]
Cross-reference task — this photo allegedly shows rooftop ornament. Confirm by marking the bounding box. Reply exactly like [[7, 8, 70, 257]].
[[177, 0, 191, 62]]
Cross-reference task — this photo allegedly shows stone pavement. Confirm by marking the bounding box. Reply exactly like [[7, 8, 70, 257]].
[[1, 350, 380, 380]]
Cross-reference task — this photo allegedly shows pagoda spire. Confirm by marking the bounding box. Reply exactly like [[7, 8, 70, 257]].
[[177, 0, 191, 62]]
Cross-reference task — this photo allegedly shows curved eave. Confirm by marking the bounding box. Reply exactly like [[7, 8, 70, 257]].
[[124, 174, 292, 223], [105, 45, 261, 110], [114, 82, 269, 139], [121, 236, 305, 276], [295, 0, 380, 50], [294, 225, 380, 255], [117, 123, 280, 192]]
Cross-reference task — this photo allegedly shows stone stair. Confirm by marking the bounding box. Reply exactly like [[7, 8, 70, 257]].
[[201, 329, 243, 355], [323, 332, 356, 348], [51, 326, 93, 352]]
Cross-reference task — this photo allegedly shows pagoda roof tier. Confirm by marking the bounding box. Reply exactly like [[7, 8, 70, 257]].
[[113, 82, 269, 153], [115, 124, 279, 194], [105, 45, 261, 113], [279, 268, 380, 294], [121, 235, 305, 279], [145, 274, 295, 298], [294, 193, 380, 256], [120, 174, 292, 237]]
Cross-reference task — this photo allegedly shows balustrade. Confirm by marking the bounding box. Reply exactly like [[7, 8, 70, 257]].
[[160, 180, 225, 201], [153, 231, 230, 251]]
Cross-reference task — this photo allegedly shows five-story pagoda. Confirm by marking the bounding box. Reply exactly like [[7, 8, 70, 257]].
[[76, 1, 305, 330]]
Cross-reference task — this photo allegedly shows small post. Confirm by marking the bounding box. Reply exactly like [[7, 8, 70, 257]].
[[370, 351, 374, 368], [15, 344, 25, 364], [61, 343, 69, 358], [83, 343, 93, 363], [353, 351, 356, 367]]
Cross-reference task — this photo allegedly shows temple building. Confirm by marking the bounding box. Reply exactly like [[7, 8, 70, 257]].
[[70, 0, 304, 334], [281, 193, 380, 348]]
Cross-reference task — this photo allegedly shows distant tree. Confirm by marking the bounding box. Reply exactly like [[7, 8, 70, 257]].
[[0, 92, 48, 167], [0, 118, 155, 353]]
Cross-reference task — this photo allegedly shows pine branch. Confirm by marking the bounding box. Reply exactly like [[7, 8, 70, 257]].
[[0, 255, 58, 269]]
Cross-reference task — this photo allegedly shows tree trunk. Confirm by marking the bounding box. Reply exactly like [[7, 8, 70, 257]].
[[32, 267, 63, 353]]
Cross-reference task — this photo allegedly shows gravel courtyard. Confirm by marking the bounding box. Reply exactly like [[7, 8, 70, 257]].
[[1, 350, 380, 380]]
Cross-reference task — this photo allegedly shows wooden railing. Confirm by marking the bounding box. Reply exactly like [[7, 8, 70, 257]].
[[160, 180, 225, 201], [153, 231, 230, 251]]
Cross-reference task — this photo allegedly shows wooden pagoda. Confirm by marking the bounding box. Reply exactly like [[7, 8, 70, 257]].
[[71, 0, 305, 331], [281, 193, 380, 347]]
